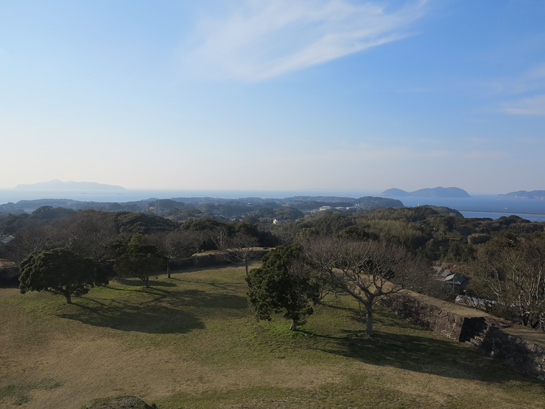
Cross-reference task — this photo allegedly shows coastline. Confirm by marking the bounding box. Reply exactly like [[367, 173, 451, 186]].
[[1, 189, 545, 222]]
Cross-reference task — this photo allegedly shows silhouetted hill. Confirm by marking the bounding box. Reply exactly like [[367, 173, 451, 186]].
[[15, 179, 125, 191], [0, 195, 403, 215], [355, 196, 404, 208], [382, 187, 471, 198], [498, 190, 545, 200], [380, 188, 411, 197]]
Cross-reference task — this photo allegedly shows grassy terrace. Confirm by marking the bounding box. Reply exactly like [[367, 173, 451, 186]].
[[1, 264, 545, 409]]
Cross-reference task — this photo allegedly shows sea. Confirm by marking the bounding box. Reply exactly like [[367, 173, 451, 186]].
[[398, 196, 545, 223], [1, 189, 545, 222]]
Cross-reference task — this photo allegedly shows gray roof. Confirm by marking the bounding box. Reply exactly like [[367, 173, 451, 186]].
[[0, 235, 14, 244]]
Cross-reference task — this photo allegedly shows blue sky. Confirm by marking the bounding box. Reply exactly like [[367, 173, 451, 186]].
[[1, 0, 544, 194]]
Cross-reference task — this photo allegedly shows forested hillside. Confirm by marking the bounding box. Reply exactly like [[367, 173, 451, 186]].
[[2, 203, 545, 331]]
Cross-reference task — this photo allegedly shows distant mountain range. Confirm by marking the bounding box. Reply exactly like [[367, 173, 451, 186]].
[[0, 195, 403, 214], [15, 179, 125, 191], [498, 190, 545, 200], [381, 187, 471, 198]]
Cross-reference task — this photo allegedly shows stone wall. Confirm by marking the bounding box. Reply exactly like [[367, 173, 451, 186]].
[[380, 291, 545, 381], [0, 259, 18, 287], [379, 292, 469, 340], [467, 319, 545, 381], [169, 248, 271, 269], [189, 249, 269, 268]]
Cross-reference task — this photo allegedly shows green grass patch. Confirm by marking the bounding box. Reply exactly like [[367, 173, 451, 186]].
[[1, 266, 545, 409], [0, 378, 62, 406]]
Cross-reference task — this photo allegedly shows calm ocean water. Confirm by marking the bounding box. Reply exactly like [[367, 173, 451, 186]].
[[1, 190, 544, 221], [394, 196, 545, 222], [459, 211, 545, 223]]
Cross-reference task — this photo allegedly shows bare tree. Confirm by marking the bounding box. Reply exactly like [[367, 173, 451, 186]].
[[7, 224, 57, 263], [152, 231, 198, 278], [210, 227, 230, 250], [472, 234, 545, 329], [222, 233, 260, 275], [303, 237, 428, 336], [63, 210, 118, 263]]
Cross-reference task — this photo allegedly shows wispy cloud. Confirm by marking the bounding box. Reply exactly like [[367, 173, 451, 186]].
[[183, 0, 429, 81], [516, 137, 542, 144], [484, 62, 545, 116], [395, 86, 442, 93], [463, 150, 508, 160], [467, 137, 491, 145], [359, 141, 447, 158], [298, 142, 448, 164], [501, 94, 545, 116], [485, 62, 545, 95]]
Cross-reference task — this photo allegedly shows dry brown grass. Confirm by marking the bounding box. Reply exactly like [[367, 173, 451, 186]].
[[1, 265, 545, 409]]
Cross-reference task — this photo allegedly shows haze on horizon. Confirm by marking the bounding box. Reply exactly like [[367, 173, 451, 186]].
[[1, 1, 544, 195]]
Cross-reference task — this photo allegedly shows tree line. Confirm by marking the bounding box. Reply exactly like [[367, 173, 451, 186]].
[[2, 205, 545, 334]]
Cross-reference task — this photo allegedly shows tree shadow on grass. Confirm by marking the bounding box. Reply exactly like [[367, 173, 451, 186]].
[[169, 264, 246, 276], [59, 297, 205, 334], [113, 277, 177, 288], [309, 307, 536, 384], [164, 289, 248, 310], [169, 276, 235, 292], [59, 288, 247, 333], [170, 272, 246, 293]]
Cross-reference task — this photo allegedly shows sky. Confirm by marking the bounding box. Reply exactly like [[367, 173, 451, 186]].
[[1, 0, 544, 195]]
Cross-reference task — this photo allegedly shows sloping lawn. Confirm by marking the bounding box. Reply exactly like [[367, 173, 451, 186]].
[[1, 264, 544, 409]]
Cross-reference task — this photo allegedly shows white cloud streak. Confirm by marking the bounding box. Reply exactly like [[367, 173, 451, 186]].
[[183, 0, 429, 81], [485, 62, 545, 96], [485, 62, 545, 116], [501, 94, 545, 116], [463, 151, 508, 160], [296, 143, 448, 164]]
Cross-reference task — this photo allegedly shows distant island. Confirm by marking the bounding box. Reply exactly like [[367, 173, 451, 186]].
[[15, 179, 125, 191], [498, 190, 545, 200], [381, 187, 471, 198]]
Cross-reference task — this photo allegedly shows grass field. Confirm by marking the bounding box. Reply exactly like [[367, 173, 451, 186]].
[[1, 264, 545, 409]]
